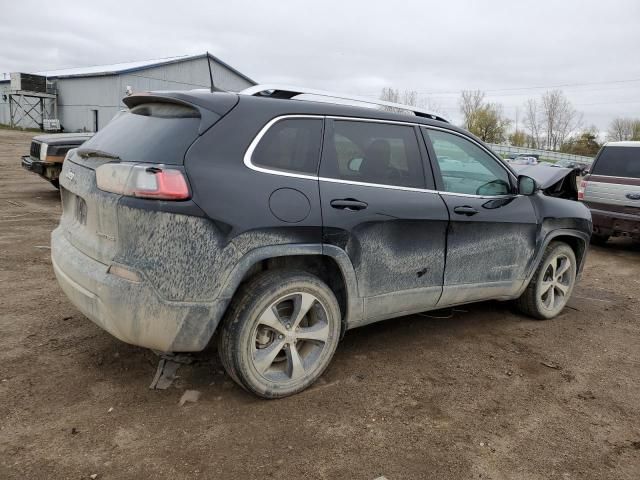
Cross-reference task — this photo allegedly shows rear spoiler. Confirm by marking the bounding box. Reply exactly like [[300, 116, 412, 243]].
[[123, 91, 239, 135]]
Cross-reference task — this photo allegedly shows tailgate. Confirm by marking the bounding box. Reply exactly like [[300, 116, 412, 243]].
[[584, 178, 640, 213], [59, 154, 120, 265]]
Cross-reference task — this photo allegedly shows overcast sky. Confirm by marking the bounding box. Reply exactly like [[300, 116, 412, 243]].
[[2, 0, 639, 131]]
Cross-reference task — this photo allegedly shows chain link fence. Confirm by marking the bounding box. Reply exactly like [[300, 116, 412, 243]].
[[487, 144, 594, 164]]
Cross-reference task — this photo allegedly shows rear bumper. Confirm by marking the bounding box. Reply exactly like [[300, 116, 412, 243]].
[[51, 227, 226, 352], [589, 207, 640, 238], [22, 155, 61, 181]]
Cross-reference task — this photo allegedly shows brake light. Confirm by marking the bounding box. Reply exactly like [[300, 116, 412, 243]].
[[578, 180, 587, 200], [96, 163, 190, 200]]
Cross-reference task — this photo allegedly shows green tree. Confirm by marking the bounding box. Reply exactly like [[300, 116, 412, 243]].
[[634, 120, 640, 140], [561, 127, 601, 156], [459, 90, 511, 143], [467, 104, 511, 143], [509, 129, 528, 147]]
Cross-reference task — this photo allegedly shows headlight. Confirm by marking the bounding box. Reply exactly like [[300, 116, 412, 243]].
[[39, 143, 48, 161]]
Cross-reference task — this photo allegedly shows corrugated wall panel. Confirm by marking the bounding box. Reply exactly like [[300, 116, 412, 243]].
[[55, 76, 122, 132], [119, 57, 252, 93], [1, 57, 254, 132], [0, 83, 11, 126]]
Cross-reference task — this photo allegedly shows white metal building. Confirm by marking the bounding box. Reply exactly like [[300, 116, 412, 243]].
[[0, 53, 255, 132]]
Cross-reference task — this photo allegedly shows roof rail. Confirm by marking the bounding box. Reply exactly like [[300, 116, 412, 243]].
[[239, 84, 448, 123]]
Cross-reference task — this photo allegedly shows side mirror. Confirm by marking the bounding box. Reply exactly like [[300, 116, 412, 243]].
[[517, 175, 538, 195]]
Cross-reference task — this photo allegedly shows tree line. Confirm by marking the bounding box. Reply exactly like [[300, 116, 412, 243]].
[[380, 87, 639, 157]]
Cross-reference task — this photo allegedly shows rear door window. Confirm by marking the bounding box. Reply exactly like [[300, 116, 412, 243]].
[[321, 120, 425, 188], [251, 118, 323, 175], [591, 147, 640, 178]]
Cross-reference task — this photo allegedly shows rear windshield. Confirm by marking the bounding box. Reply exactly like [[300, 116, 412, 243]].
[[78, 103, 203, 165], [591, 146, 640, 178]]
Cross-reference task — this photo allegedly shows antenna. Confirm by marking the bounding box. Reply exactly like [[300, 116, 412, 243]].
[[206, 52, 215, 92]]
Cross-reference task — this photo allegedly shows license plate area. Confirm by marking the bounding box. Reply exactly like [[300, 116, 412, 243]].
[[75, 195, 87, 225]]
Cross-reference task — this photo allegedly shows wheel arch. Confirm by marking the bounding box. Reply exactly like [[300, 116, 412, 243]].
[[217, 244, 363, 335], [518, 228, 590, 298], [549, 233, 588, 272]]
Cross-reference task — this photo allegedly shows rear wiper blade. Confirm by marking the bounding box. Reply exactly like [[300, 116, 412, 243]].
[[76, 148, 120, 160]]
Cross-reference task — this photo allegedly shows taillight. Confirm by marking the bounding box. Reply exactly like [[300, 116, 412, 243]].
[[578, 180, 587, 200], [96, 163, 190, 200]]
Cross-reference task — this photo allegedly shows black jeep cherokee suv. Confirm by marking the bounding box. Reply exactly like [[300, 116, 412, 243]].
[[51, 85, 591, 398]]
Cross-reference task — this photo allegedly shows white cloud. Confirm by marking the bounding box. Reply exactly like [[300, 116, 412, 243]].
[[2, 0, 639, 129]]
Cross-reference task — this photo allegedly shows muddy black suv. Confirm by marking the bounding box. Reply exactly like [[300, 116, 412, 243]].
[[51, 85, 591, 398]]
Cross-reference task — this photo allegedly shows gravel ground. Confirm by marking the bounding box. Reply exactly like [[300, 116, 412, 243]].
[[1, 128, 639, 480]]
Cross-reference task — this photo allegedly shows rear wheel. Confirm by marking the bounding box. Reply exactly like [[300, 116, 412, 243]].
[[516, 242, 577, 320], [218, 270, 341, 398]]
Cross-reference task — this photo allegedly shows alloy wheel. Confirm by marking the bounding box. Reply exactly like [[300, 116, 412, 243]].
[[539, 253, 574, 313], [250, 292, 330, 383]]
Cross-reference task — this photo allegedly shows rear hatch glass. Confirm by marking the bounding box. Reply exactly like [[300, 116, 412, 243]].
[[78, 102, 202, 165], [592, 147, 640, 178]]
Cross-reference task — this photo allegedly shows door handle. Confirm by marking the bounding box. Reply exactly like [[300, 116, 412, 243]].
[[453, 205, 478, 216], [330, 198, 368, 211]]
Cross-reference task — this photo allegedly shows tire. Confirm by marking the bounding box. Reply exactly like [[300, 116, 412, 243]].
[[218, 270, 341, 398], [591, 234, 609, 246], [515, 241, 577, 320]]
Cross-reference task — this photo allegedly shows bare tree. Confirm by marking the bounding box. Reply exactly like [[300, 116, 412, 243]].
[[379, 87, 444, 117], [607, 117, 640, 141], [401, 90, 419, 108], [380, 87, 401, 106], [523, 99, 542, 148], [509, 129, 528, 147], [460, 90, 485, 131], [540, 90, 581, 150]]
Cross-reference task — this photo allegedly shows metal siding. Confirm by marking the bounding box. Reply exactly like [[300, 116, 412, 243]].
[[55, 76, 122, 132], [1, 57, 253, 132], [118, 57, 252, 93], [0, 83, 10, 126]]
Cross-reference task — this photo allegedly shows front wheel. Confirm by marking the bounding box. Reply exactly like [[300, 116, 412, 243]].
[[516, 242, 577, 320], [218, 270, 341, 398]]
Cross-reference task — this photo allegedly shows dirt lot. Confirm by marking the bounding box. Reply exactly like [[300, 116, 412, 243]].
[[1, 128, 639, 480]]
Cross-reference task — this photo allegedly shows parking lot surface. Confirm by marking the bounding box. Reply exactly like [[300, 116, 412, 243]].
[[1, 128, 639, 479]]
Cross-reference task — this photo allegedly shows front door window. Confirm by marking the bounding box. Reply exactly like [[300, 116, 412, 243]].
[[425, 129, 511, 196]]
